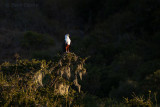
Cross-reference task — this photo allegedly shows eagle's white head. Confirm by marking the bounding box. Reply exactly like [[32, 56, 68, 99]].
[[65, 34, 69, 39]]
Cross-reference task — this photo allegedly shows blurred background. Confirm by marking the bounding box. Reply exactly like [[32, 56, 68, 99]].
[[0, 0, 160, 103]]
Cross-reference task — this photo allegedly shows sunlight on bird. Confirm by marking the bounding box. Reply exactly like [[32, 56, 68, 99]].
[[65, 34, 71, 52]]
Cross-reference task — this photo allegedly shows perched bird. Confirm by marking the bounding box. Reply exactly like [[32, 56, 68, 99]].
[[64, 34, 71, 52]]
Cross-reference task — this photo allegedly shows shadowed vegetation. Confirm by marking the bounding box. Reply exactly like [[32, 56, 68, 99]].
[[0, 0, 160, 106]]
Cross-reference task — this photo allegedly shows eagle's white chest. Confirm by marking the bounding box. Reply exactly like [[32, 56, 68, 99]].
[[65, 36, 71, 45]]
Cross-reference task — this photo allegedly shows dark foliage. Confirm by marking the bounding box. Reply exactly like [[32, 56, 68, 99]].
[[0, 0, 160, 106]]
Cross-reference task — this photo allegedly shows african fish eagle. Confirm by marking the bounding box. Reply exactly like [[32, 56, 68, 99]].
[[65, 34, 71, 52]]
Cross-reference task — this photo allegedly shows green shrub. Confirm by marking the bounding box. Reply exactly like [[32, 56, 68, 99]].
[[21, 31, 54, 49], [124, 93, 152, 107]]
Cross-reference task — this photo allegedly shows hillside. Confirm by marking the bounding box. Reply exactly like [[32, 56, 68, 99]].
[[0, 0, 160, 106]]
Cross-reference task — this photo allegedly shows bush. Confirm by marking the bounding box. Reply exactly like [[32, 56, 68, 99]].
[[124, 92, 152, 107], [0, 52, 87, 106], [21, 31, 54, 49]]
